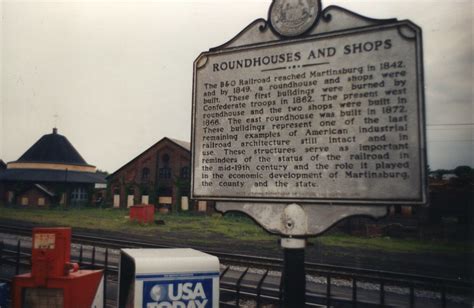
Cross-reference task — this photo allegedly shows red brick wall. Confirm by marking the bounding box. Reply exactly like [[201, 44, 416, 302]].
[[107, 138, 191, 210], [17, 188, 51, 206]]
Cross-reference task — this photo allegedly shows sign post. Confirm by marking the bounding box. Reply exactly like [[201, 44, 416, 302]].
[[281, 237, 306, 307], [191, 1, 426, 306]]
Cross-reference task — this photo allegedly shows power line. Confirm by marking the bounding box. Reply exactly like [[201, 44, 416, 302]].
[[428, 140, 474, 142], [427, 127, 472, 130], [427, 123, 474, 126]]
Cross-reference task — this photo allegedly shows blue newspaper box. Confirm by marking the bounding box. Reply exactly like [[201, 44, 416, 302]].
[[0, 282, 9, 308], [118, 248, 220, 308]]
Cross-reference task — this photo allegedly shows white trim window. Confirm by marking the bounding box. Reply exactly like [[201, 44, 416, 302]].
[[71, 187, 88, 203]]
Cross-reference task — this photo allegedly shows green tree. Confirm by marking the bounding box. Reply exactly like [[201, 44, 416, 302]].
[[453, 165, 472, 178]]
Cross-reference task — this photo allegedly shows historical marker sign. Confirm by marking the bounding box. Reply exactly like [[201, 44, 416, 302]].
[[191, 13, 426, 205]]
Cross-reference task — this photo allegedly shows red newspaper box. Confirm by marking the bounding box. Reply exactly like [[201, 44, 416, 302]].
[[129, 204, 155, 224], [12, 227, 104, 308]]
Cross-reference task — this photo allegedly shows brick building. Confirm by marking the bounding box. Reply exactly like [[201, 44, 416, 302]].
[[107, 137, 203, 211], [0, 128, 106, 206]]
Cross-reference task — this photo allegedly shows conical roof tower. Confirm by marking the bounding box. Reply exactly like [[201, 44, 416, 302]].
[[0, 128, 104, 183], [16, 128, 90, 166]]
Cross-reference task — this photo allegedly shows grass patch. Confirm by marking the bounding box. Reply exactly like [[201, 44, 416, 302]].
[[310, 233, 473, 254], [0, 206, 471, 254], [0, 206, 274, 243]]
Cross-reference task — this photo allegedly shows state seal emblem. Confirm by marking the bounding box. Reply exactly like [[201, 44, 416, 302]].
[[269, 0, 321, 37]]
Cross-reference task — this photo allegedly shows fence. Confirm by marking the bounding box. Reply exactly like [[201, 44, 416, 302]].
[[0, 240, 472, 307]]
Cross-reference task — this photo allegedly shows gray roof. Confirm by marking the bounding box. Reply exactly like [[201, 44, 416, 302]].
[[168, 138, 190, 151], [12, 128, 94, 167], [107, 137, 190, 179], [0, 168, 106, 184], [34, 184, 55, 197]]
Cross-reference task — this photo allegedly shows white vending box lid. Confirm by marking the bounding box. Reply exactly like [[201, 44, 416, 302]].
[[121, 248, 220, 275]]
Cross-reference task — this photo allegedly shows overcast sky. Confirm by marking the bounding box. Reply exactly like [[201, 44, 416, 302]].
[[1, 0, 472, 173]]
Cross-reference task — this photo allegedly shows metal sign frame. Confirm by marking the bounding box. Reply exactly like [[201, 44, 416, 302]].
[[191, 6, 427, 206]]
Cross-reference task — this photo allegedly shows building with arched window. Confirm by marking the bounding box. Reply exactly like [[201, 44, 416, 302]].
[[106, 137, 204, 212], [0, 128, 106, 206]]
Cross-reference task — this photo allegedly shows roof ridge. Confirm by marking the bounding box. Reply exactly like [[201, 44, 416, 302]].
[[107, 137, 190, 179]]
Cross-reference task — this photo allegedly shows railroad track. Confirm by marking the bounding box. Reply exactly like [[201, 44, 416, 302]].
[[1, 223, 473, 307], [0, 223, 281, 268], [1, 223, 470, 289]]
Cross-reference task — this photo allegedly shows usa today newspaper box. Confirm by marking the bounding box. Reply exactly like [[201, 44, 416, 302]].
[[118, 248, 220, 308]]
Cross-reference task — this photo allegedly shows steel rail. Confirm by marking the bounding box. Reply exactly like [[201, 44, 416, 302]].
[[1, 230, 473, 308], [0, 223, 471, 294]]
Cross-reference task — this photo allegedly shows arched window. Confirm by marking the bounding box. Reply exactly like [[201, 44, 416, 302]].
[[180, 167, 190, 179], [159, 153, 171, 179], [159, 167, 171, 179], [162, 154, 170, 164], [141, 167, 150, 183]]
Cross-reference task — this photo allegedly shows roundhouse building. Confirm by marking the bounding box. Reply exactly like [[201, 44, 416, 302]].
[[0, 128, 106, 206], [107, 137, 210, 212]]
